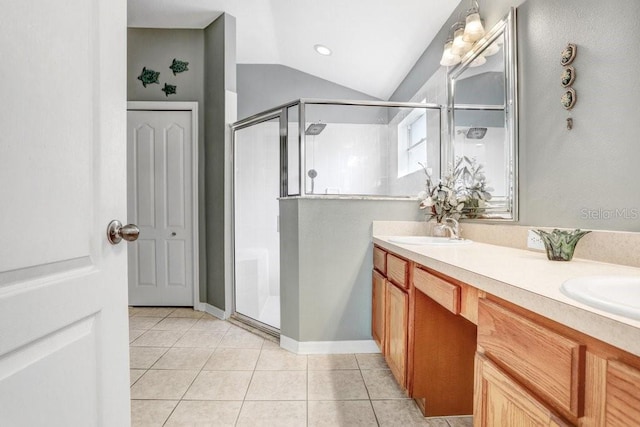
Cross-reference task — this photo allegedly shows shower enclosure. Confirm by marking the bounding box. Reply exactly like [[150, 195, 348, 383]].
[[231, 99, 442, 334]]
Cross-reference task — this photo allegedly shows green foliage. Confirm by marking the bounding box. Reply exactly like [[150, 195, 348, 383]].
[[417, 156, 493, 221]]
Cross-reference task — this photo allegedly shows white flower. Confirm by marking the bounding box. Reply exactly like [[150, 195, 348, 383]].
[[419, 197, 434, 209], [417, 191, 427, 200]]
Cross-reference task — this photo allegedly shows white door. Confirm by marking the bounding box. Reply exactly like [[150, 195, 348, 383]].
[[0, 0, 129, 426], [127, 110, 194, 306]]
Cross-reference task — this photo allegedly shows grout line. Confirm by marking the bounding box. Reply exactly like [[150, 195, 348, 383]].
[[161, 312, 217, 425], [358, 363, 382, 426], [235, 341, 262, 426]]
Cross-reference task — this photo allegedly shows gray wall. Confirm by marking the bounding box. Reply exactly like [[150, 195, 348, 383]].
[[279, 198, 423, 342], [127, 29, 205, 103], [516, 0, 640, 231], [127, 15, 237, 310], [127, 28, 209, 303], [392, 0, 640, 231], [204, 14, 236, 310], [237, 64, 380, 120]]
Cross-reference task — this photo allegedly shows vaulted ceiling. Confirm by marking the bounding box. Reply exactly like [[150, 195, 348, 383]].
[[128, 0, 460, 100]]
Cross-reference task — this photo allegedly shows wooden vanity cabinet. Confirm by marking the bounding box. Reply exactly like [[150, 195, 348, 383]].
[[474, 353, 571, 427], [583, 351, 640, 426], [385, 280, 408, 388], [371, 246, 476, 413], [477, 298, 584, 420], [477, 296, 640, 427], [409, 266, 477, 417], [371, 269, 386, 352], [373, 242, 640, 426], [372, 246, 409, 389]]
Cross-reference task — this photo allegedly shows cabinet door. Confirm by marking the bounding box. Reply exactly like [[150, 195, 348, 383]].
[[478, 299, 584, 418], [372, 270, 386, 352], [604, 360, 640, 425], [385, 281, 408, 389], [585, 354, 640, 426], [474, 354, 571, 427]]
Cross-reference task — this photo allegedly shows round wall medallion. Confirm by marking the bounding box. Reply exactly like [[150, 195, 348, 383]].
[[561, 43, 577, 66], [561, 66, 575, 87], [561, 88, 577, 110]]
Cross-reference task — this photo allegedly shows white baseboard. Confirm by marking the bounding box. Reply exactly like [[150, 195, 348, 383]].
[[280, 335, 381, 355], [197, 303, 228, 320]]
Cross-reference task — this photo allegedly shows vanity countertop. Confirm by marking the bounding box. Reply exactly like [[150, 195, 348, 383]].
[[373, 236, 640, 356]]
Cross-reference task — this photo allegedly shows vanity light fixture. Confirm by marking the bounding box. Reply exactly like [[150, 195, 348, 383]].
[[314, 44, 332, 56], [440, 1, 491, 67], [440, 24, 462, 66], [439, 38, 461, 66], [451, 22, 473, 56], [462, 0, 485, 42]]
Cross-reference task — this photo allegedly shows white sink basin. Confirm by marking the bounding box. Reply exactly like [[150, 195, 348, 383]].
[[561, 276, 640, 320], [387, 236, 473, 246]]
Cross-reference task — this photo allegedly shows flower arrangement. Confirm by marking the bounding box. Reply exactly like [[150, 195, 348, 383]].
[[417, 165, 465, 223], [417, 156, 493, 222], [454, 156, 493, 219]]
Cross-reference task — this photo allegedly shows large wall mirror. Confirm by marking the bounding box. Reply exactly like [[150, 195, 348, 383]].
[[447, 8, 518, 221]]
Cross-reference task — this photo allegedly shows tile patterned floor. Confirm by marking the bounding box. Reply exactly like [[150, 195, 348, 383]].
[[129, 307, 473, 427]]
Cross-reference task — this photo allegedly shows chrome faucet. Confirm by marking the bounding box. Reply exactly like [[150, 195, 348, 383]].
[[443, 218, 462, 240]]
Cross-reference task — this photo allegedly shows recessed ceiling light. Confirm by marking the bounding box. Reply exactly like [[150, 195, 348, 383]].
[[314, 44, 332, 56]]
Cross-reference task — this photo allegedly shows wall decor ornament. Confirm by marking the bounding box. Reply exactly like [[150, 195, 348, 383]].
[[161, 83, 177, 97], [561, 88, 576, 110], [137, 67, 160, 87], [169, 59, 189, 75], [561, 66, 575, 88], [561, 43, 577, 66]]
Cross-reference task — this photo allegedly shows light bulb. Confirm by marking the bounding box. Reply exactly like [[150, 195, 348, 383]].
[[314, 44, 332, 56], [440, 39, 461, 66], [463, 10, 485, 42], [451, 24, 473, 56]]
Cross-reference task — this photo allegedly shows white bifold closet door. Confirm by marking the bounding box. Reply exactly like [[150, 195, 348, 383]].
[[127, 110, 193, 306]]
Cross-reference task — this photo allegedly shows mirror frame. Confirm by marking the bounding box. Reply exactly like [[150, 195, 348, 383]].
[[446, 7, 518, 221]]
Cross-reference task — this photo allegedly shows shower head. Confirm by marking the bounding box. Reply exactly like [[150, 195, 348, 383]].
[[465, 127, 487, 139], [305, 123, 326, 136]]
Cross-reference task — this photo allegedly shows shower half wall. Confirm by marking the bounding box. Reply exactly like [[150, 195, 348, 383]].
[[231, 99, 442, 338]]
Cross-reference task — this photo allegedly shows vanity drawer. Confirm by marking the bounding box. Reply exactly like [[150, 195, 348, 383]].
[[373, 246, 387, 274], [413, 267, 460, 315], [386, 254, 409, 289], [478, 299, 585, 418]]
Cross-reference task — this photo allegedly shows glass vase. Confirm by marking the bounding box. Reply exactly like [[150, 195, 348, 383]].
[[533, 229, 591, 261], [431, 222, 449, 237]]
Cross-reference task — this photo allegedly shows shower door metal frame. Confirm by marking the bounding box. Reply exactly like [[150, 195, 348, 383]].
[[230, 98, 444, 336], [230, 108, 291, 336]]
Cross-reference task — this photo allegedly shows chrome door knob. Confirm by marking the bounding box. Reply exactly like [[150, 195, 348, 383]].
[[107, 220, 140, 245]]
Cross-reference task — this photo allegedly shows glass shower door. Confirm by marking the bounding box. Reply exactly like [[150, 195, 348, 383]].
[[233, 116, 281, 331]]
